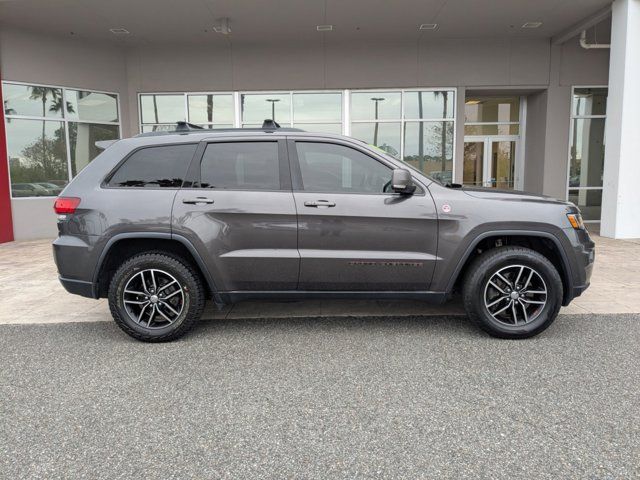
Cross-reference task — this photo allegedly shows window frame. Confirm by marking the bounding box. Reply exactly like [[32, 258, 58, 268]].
[[566, 85, 607, 223], [102, 142, 199, 190], [2, 80, 121, 199], [287, 137, 425, 196], [181, 137, 291, 192]]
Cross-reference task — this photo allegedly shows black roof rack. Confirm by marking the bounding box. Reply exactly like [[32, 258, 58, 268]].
[[175, 121, 204, 131], [135, 120, 305, 137]]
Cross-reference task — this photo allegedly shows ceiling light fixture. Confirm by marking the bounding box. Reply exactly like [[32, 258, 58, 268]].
[[465, 99, 481, 105], [521, 22, 543, 28], [316, 25, 333, 31], [109, 28, 130, 35], [419, 23, 438, 30]]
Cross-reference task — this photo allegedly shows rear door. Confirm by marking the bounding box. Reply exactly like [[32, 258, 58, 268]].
[[172, 137, 299, 292], [289, 138, 439, 291]]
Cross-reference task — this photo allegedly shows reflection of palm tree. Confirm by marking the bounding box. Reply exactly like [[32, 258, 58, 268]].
[[371, 97, 385, 146], [29, 87, 60, 167], [207, 95, 213, 123]]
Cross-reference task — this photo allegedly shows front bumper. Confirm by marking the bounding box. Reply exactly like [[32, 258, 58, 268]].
[[562, 227, 595, 305]]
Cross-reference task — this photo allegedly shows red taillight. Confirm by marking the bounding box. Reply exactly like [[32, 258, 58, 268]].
[[54, 197, 81, 214]]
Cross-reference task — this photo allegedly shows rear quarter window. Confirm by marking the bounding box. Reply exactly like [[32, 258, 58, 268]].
[[107, 144, 197, 188]]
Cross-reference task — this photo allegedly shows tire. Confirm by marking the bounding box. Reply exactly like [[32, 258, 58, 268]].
[[108, 252, 206, 342], [462, 246, 563, 339]]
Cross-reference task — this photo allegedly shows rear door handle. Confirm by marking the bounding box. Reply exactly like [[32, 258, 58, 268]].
[[182, 197, 214, 205], [304, 200, 336, 208]]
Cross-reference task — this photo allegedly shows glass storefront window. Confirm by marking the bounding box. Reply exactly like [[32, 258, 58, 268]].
[[351, 92, 401, 121], [569, 118, 605, 188], [140, 94, 184, 124], [293, 93, 341, 123], [568, 189, 602, 221], [350, 122, 401, 158], [68, 123, 120, 176], [3, 82, 121, 197], [294, 123, 342, 134], [187, 94, 234, 124], [6, 119, 68, 197], [464, 124, 519, 135], [403, 121, 454, 184], [241, 93, 291, 125], [2, 83, 63, 118], [572, 88, 607, 116], [464, 97, 519, 123], [66, 90, 119, 123], [404, 91, 455, 119]]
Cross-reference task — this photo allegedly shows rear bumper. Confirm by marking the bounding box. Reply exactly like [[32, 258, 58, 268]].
[[59, 276, 97, 299]]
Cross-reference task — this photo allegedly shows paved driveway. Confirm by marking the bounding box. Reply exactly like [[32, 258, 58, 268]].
[[2, 314, 639, 479]]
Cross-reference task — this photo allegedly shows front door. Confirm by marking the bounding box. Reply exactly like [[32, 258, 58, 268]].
[[172, 138, 299, 292], [289, 139, 438, 291], [463, 136, 519, 189]]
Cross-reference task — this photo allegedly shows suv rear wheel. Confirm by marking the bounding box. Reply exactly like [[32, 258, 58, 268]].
[[108, 252, 206, 342], [462, 246, 563, 339]]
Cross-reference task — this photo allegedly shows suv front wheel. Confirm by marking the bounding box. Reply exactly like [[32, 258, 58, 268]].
[[462, 246, 563, 339], [108, 252, 206, 342]]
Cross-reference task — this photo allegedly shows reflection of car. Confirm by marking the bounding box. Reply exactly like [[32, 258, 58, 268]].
[[36, 182, 64, 195], [53, 121, 595, 342], [12, 183, 55, 197]]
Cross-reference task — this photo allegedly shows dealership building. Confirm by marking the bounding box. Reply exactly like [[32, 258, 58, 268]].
[[0, 0, 638, 242]]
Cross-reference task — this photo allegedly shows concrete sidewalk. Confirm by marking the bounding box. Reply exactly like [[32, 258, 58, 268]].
[[1, 228, 639, 324]]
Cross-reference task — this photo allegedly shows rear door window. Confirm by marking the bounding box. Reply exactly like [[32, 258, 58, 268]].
[[107, 144, 197, 188], [199, 142, 280, 190]]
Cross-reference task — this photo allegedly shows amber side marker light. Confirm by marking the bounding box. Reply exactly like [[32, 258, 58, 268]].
[[567, 213, 585, 230], [54, 197, 81, 215]]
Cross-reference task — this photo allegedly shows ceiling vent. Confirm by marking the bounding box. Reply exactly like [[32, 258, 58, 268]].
[[109, 28, 130, 35]]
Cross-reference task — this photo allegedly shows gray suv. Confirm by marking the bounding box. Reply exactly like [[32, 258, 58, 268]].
[[53, 121, 595, 342]]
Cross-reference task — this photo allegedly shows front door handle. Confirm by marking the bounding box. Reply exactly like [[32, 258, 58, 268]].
[[182, 197, 214, 205], [304, 200, 336, 208]]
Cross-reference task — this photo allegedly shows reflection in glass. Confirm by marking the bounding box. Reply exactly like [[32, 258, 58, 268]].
[[69, 123, 120, 176], [568, 189, 602, 221], [463, 142, 484, 186], [404, 91, 454, 119], [351, 92, 401, 120], [140, 94, 185, 124], [403, 121, 454, 184], [2, 83, 64, 118], [6, 119, 68, 197], [464, 124, 519, 135], [569, 118, 605, 188], [295, 123, 342, 134], [66, 90, 118, 122], [572, 88, 607, 116], [188, 94, 234, 124], [241, 93, 291, 124], [350, 122, 401, 158], [464, 96, 519, 123], [293, 93, 342, 122], [491, 141, 516, 189], [141, 124, 176, 133]]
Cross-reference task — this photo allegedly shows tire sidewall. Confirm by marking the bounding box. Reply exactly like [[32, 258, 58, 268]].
[[467, 249, 563, 338], [110, 256, 195, 338]]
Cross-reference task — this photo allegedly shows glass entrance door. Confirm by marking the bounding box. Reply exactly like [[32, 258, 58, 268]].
[[463, 136, 518, 189]]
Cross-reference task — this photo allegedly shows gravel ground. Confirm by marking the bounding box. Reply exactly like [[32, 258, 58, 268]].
[[1, 314, 639, 479]]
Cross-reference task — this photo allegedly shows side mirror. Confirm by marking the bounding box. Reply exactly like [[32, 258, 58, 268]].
[[391, 168, 416, 194]]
